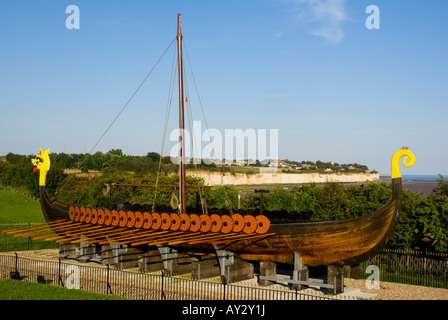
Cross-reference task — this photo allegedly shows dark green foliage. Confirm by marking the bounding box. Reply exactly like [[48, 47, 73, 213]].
[[433, 174, 448, 197], [1, 152, 447, 254]]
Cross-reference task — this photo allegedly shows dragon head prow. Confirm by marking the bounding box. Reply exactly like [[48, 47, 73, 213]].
[[31, 148, 51, 186]]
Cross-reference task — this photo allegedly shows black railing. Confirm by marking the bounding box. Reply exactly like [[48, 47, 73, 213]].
[[2, 224, 446, 291], [352, 249, 448, 289], [0, 253, 335, 300]]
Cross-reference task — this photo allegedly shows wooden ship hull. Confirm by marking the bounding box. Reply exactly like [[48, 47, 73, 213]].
[[34, 175, 404, 267]]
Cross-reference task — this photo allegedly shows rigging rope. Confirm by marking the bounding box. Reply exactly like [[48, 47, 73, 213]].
[[182, 38, 231, 211], [56, 37, 177, 197], [152, 43, 178, 211], [88, 37, 176, 157], [183, 58, 206, 214]]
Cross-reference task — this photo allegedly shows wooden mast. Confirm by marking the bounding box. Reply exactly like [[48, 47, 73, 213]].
[[177, 13, 187, 214]]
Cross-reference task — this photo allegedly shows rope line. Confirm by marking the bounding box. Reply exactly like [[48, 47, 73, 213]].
[[56, 37, 176, 197], [152, 43, 178, 211], [183, 38, 231, 210], [87, 37, 176, 157]]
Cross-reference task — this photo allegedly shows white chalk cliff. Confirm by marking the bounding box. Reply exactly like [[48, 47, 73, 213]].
[[188, 170, 380, 186]]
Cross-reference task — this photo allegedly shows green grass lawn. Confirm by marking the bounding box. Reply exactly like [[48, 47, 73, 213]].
[[0, 189, 57, 251], [0, 189, 44, 224], [0, 278, 126, 300]]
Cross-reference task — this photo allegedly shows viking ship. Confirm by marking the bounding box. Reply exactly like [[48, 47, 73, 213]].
[[3, 14, 415, 270]]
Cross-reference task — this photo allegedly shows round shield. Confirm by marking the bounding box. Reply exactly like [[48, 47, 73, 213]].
[[69, 206, 75, 221], [151, 212, 162, 230], [104, 209, 112, 226], [90, 208, 98, 224], [170, 213, 181, 231], [179, 213, 191, 231], [231, 213, 245, 233], [81, 208, 93, 223], [126, 211, 136, 228], [255, 215, 270, 234], [189, 214, 201, 232], [142, 212, 153, 229], [79, 207, 86, 223], [74, 207, 81, 222], [210, 214, 223, 233], [220, 215, 233, 234], [111, 210, 120, 227], [134, 211, 144, 229], [200, 214, 212, 233], [243, 215, 257, 234], [119, 210, 127, 228], [97, 208, 105, 225], [160, 213, 172, 230]]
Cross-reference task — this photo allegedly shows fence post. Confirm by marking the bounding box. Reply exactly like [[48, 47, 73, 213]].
[[106, 264, 112, 294], [58, 258, 62, 287], [223, 280, 226, 300], [161, 271, 166, 300], [14, 252, 18, 275]]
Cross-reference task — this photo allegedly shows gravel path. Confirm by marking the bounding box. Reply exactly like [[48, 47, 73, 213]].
[[343, 278, 448, 300]]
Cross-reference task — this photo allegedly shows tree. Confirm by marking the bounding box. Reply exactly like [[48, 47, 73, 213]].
[[433, 174, 448, 197], [107, 149, 123, 157], [5, 153, 25, 165], [146, 152, 160, 162]]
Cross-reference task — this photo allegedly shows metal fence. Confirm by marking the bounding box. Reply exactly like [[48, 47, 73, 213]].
[[0, 253, 336, 300], [2, 224, 447, 292], [357, 249, 448, 289]]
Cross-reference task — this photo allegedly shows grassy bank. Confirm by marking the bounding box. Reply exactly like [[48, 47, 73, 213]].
[[0, 189, 44, 224], [0, 189, 58, 251], [0, 278, 125, 300]]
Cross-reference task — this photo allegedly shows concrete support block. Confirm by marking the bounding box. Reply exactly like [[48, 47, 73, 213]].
[[139, 248, 194, 275], [224, 258, 254, 284], [101, 244, 118, 265], [327, 265, 344, 294], [59, 242, 76, 258], [191, 255, 221, 280], [292, 269, 309, 291], [117, 247, 144, 269], [139, 250, 164, 273], [259, 261, 276, 286], [171, 254, 195, 276], [79, 241, 96, 261]]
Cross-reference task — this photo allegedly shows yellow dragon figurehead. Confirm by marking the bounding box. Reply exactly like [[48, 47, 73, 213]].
[[31, 148, 51, 186]]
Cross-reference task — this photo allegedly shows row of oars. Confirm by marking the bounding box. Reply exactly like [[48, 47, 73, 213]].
[[2, 219, 275, 248]]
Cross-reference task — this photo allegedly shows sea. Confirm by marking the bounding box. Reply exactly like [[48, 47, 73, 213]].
[[379, 174, 445, 195], [380, 175, 445, 181]]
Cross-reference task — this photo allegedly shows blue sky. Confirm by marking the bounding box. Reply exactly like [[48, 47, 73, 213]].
[[0, 0, 447, 175]]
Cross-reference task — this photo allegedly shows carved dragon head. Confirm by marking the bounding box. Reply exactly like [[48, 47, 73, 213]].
[[31, 148, 51, 186]]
